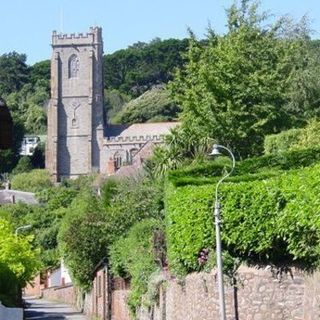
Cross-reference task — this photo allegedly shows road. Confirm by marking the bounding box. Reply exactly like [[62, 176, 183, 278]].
[[24, 297, 87, 320]]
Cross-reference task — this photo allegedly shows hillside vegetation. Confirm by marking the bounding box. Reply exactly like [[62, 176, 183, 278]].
[[111, 86, 180, 124]]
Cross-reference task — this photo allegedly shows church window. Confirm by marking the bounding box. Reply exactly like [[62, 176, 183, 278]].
[[129, 148, 138, 164], [114, 152, 122, 169], [69, 54, 79, 78]]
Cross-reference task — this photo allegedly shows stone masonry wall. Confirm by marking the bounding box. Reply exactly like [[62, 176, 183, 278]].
[[134, 266, 320, 320]]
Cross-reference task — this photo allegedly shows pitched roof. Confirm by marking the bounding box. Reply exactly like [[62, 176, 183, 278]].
[[106, 122, 179, 139]]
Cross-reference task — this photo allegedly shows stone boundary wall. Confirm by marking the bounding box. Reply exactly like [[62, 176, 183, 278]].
[[39, 266, 320, 320], [42, 284, 77, 307], [135, 266, 320, 320]]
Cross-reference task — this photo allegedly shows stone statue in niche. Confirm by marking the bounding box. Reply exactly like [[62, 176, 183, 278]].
[[69, 55, 79, 78], [71, 100, 80, 127]]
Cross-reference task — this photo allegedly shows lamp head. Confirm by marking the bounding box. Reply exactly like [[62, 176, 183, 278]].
[[209, 144, 221, 157]]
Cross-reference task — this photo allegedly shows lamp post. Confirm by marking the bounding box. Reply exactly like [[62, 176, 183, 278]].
[[209, 144, 235, 320], [15, 225, 32, 236]]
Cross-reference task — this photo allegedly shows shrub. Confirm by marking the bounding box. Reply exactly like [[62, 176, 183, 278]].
[[102, 177, 164, 241], [264, 128, 302, 154], [109, 218, 165, 314], [11, 156, 33, 176], [112, 87, 180, 124], [11, 169, 52, 192], [165, 164, 320, 275], [58, 191, 108, 290], [0, 263, 20, 307], [294, 119, 320, 149], [0, 218, 41, 287], [264, 119, 320, 154]]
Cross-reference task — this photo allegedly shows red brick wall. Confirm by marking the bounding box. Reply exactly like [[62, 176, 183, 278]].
[[86, 265, 110, 320], [42, 284, 76, 306], [111, 277, 131, 320], [24, 275, 42, 297], [92, 269, 106, 319], [112, 290, 131, 320]]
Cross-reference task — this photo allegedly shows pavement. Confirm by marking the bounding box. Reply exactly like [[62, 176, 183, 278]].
[[24, 296, 87, 320]]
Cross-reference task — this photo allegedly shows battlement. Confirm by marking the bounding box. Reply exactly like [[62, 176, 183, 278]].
[[104, 134, 164, 145], [52, 27, 102, 46]]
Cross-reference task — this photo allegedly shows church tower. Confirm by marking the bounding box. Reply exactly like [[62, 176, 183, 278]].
[[46, 27, 105, 182]]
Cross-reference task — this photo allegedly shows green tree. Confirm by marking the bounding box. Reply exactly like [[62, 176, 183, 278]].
[[0, 52, 29, 96], [104, 89, 130, 122], [170, 0, 310, 158], [11, 156, 33, 176], [58, 191, 108, 290], [29, 60, 50, 91], [0, 218, 40, 287], [6, 81, 48, 135], [104, 38, 189, 96]]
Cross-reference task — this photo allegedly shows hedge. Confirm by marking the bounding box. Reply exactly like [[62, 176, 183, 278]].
[[165, 164, 320, 275], [168, 146, 320, 187], [264, 119, 320, 155]]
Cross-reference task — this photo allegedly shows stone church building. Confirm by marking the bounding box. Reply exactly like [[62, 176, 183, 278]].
[[46, 27, 177, 182]]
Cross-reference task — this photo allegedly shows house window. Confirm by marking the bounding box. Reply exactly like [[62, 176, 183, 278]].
[[69, 54, 79, 78]]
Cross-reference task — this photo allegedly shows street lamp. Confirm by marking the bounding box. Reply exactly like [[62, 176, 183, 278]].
[[15, 225, 32, 236], [209, 144, 235, 320]]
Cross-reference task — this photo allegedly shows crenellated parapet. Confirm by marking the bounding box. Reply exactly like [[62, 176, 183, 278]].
[[104, 134, 164, 145], [52, 27, 102, 46]]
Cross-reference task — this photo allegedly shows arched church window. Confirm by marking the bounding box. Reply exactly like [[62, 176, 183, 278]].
[[114, 152, 122, 169], [129, 148, 138, 164], [69, 54, 79, 78]]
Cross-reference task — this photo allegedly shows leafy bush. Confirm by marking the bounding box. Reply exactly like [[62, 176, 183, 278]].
[[166, 164, 320, 275], [0, 218, 40, 287], [109, 218, 165, 314], [11, 169, 52, 192], [58, 191, 108, 290], [264, 119, 320, 154], [112, 87, 180, 124], [294, 119, 320, 149], [264, 128, 302, 154], [0, 263, 20, 307], [11, 156, 33, 176], [102, 177, 164, 241]]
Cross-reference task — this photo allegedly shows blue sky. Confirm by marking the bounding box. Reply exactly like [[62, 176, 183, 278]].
[[1, 0, 320, 65]]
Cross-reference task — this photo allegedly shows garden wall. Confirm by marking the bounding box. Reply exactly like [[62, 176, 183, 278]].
[[41, 284, 76, 307], [136, 266, 320, 320]]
